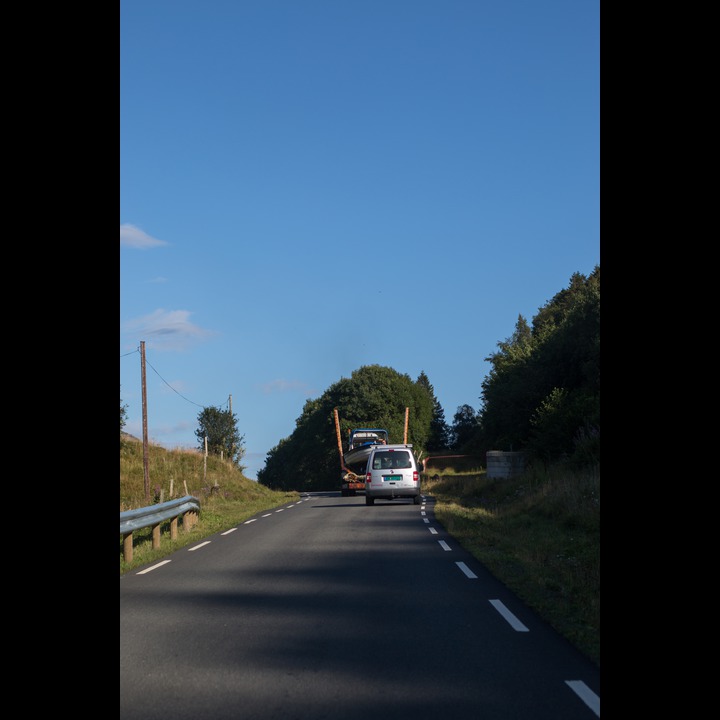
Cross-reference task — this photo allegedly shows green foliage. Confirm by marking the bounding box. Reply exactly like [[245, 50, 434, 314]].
[[451, 403, 480, 451], [195, 406, 246, 469], [120, 390, 128, 448], [417, 371, 452, 451], [475, 266, 600, 467], [120, 392, 128, 432], [257, 365, 435, 491], [479, 314, 538, 451], [527, 388, 600, 466]]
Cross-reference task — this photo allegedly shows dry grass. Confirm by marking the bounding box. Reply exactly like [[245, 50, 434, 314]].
[[119, 437, 299, 574]]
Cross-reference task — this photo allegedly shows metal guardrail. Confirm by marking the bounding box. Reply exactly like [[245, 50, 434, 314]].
[[120, 495, 201, 564]]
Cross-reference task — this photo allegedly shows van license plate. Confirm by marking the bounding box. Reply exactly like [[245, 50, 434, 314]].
[[384, 475, 402, 482]]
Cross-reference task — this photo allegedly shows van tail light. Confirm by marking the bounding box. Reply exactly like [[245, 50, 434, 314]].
[[413, 471, 419, 482], [366, 472, 371, 484]]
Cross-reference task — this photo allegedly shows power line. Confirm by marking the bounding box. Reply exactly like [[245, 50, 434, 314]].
[[121, 345, 229, 411]]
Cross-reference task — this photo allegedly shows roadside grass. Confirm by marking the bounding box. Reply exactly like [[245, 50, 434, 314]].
[[422, 463, 600, 667], [120, 438, 599, 667], [119, 438, 299, 575]]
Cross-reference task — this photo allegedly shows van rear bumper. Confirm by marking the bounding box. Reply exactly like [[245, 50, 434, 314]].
[[366, 486, 420, 499]]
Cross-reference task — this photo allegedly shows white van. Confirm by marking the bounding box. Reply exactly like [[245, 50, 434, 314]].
[[364, 444, 422, 505]]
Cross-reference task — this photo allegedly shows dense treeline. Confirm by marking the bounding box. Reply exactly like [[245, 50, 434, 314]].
[[257, 266, 599, 490]]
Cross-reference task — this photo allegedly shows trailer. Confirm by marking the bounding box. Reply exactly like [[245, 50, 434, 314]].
[[334, 407, 410, 496]]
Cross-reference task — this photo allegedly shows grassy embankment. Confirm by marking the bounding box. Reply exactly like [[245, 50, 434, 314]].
[[119, 437, 300, 575], [120, 440, 599, 667], [423, 455, 599, 668]]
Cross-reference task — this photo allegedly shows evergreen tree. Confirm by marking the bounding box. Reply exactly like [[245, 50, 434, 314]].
[[415, 371, 451, 451], [479, 314, 537, 452], [451, 404, 480, 451]]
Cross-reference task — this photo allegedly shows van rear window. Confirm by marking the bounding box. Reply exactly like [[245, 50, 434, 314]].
[[372, 451, 412, 470]]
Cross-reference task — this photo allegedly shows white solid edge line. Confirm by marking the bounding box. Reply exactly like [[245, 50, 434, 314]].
[[488, 598, 529, 631], [565, 681, 600, 717]]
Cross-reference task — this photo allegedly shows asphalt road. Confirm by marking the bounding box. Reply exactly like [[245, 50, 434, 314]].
[[120, 491, 600, 720]]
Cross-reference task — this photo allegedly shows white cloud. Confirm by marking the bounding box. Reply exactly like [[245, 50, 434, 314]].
[[120, 223, 169, 248], [122, 309, 217, 351]]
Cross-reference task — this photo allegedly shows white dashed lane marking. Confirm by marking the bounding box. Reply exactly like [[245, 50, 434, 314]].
[[455, 561, 477, 578], [565, 681, 600, 717], [189, 541, 211, 552], [489, 599, 529, 632], [136, 560, 171, 574]]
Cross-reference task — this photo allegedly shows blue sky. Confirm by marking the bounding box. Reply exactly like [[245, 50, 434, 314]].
[[120, 0, 599, 480]]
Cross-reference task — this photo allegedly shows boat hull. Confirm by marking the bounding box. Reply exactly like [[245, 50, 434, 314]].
[[343, 445, 375, 475], [342, 429, 389, 476]]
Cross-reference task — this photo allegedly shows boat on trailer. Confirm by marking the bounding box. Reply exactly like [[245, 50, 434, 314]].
[[343, 428, 389, 475]]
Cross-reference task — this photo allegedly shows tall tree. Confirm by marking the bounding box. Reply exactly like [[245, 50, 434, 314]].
[[451, 404, 480, 451], [479, 314, 538, 451], [416, 371, 451, 451], [258, 365, 434, 491], [120, 391, 128, 435], [120, 389, 128, 448], [195, 407, 246, 467]]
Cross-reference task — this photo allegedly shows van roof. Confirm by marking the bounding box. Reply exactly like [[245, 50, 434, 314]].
[[371, 443, 413, 451]]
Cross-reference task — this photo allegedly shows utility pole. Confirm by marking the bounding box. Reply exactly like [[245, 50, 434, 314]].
[[141, 341, 150, 502], [203, 435, 208, 484], [228, 394, 233, 461]]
